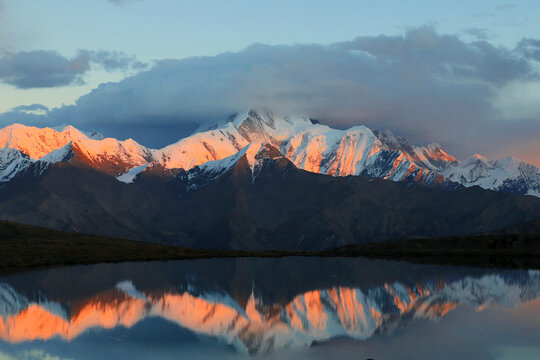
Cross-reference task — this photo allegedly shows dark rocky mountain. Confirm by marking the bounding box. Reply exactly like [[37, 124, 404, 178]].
[[0, 143, 539, 250]]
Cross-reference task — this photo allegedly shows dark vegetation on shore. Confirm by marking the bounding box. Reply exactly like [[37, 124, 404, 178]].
[[1, 220, 539, 272], [331, 233, 540, 269]]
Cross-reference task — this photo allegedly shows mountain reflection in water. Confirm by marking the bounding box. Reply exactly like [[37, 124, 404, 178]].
[[1, 258, 540, 359]]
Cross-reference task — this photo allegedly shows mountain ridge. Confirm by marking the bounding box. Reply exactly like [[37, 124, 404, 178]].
[[0, 110, 538, 196], [1, 145, 538, 250]]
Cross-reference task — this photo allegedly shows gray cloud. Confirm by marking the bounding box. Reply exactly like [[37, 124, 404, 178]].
[[0, 50, 87, 88], [2, 27, 539, 164], [0, 107, 49, 127], [463, 27, 490, 41], [77, 50, 145, 72], [517, 38, 540, 61], [0, 50, 145, 89], [11, 103, 49, 113], [55, 28, 533, 135]]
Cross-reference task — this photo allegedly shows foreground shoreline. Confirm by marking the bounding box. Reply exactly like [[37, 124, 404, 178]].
[[1, 221, 539, 273]]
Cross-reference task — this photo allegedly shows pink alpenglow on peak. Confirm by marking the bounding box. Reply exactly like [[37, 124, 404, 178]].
[[0, 109, 538, 196]]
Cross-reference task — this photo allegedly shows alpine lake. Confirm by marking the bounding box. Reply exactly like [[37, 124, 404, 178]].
[[1, 257, 540, 360]]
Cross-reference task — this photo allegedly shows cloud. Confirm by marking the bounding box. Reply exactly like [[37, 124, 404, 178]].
[[0, 50, 87, 88], [1, 27, 539, 164], [76, 50, 145, 71], [0, 105, 50, 126], [0, 50, 145, 89], [463, 28, 490, 40], [11, 103, 49, 115], [517, 38, 540, 61], [52, 28, 533, 138]]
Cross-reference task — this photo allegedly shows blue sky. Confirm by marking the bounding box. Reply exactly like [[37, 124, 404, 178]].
[[1, 0, 537, 111], [0, 0, 539, 164]]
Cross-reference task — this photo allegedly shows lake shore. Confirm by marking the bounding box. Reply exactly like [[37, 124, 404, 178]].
[[1, 220, 539, 272]]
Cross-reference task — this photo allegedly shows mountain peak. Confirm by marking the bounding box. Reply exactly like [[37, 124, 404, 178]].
[[0, 147, 34, 182], [241, 141, 284, 171], [0, 123, 152, 176], [159, 111, 312, 170], [426, 143, 442, 150], [2, 110, 538, 197], [53, 124, 105, 140], [463, 153, 488, 164], [254, 142, 283, 160], [193, 109, 309, 135], [198, 141, 283, 175], [0, 141, 77, 183], [422, 143, 458, 165], [232, 109, 290, 125], [39, 142, 75, 164], [0, 123, 103, 160], [182, 141, 286, 191], [373, 129, 400, 147], [441, 153, 540, 196], [232, 110, 313, 144], [1, 123, 27, 131]]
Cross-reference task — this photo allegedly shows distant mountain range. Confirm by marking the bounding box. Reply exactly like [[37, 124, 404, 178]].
[[0, 110, 539, 249], [1, 110, 539, 196]]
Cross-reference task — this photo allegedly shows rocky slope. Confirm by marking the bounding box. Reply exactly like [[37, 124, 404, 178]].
[[0, 143, 539, 249]]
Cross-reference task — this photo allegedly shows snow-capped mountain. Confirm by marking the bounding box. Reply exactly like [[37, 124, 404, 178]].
[[181, 141, 285, 191], [156, 110, 457, 188], [0, 145, 73, 184], [373, 129, 458, 171], [0, 123, 153, 176], [155, 110, 312, 169], [441, 154, 540, 197], [0, 110, 538, 196], [0, 124, 91, 159], [0, 148, 34, 183], [282, 122, 456, 188], [156, 110, 540, 195]]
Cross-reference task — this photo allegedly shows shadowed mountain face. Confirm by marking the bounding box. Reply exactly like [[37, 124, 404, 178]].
[[0, 142, 539, 250], [1, 258, 540, 356]]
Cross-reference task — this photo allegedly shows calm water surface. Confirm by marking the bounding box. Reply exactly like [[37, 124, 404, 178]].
[[1, 257, 540, 359]]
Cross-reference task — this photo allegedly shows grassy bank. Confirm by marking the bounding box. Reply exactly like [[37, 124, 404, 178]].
[[1, 221, 540, 271], [0, 221, 306, 271]]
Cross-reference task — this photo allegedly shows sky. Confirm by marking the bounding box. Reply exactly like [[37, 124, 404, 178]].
[[0, 0, 539, 165]]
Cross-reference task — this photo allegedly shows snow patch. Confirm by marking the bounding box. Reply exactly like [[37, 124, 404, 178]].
[[116, 163, 150, 183], [0, 148, 33, 182], [39, 142, 73, 163]]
